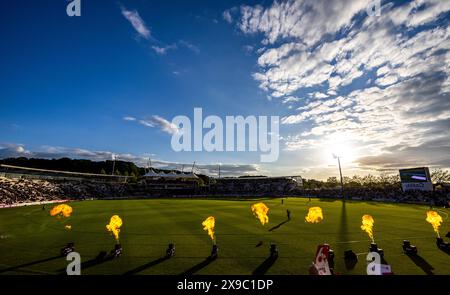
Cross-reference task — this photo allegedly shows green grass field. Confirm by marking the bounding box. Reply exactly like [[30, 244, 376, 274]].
[[0, 198, 449, 275]]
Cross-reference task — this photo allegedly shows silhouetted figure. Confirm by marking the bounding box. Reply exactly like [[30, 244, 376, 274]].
[[42, 205, 45, 211], [270, 244, 278, 258], [166, 243, 175, 258], [60, 242, 75, 257], [281, 199, 284, 205], [111, 244, 122, 258], [210, 245, 218, 259], [286, 209, 291, 220]]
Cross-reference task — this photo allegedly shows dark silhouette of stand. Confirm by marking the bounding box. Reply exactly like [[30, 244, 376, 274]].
[[406, 254, 434, 275], [0, 255, 61, 274], [124, 256, 169, 275], [252, 256, 278, 275], [180, 256, 217, 275]]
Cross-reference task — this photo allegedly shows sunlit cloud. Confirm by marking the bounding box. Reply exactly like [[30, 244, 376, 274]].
[[234, 0, 450, 174]]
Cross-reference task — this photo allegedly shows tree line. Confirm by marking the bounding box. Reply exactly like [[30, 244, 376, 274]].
[[302, 169, 450, 189], [0, 157, 144, 177]]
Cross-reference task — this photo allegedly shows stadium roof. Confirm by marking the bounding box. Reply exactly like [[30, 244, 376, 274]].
[[143, 169, 199, 179]]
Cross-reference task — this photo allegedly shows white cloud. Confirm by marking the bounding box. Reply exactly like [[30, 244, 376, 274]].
[[147, 115, 179, 135], [313, 92, 329, 99], [238, 0, 450, 172], [282, 96, 300, 104], [134, 115, 179, 135], [404, 0, 450, 27], [123, 116, 136, 121], [243, 45, 254, 54], [121, 6, 151, 39], [375, 74, 399, 86], [151, 44, 177, 55], [240, 0, 450, 97], [179, 40, 200, 54], [223, 8, 237, 24], [150, 40, 199, 56], [0, 143, 30, 158], [239, 0, 368, 45]]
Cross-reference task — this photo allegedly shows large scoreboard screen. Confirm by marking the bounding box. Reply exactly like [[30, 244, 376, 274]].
[[399, 167, 430, 182], [399, 167, 433, 191]]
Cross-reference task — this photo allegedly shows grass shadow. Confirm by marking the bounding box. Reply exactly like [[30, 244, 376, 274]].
[[268, 220, 290, 232], [344, 257, 358, 270], [336, 200, 350, 260], [338, 200, 348, 242], [438, 247, 450, 255], [0, 255, 62, 274], [180, 256, 217, 275], [252, 256, 278, 275], [56, 251, 115, 274], [406, 254, 434, 275], [124, 256, 169, 275]]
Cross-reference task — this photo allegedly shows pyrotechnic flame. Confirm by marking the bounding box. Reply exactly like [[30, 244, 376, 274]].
[[50, 204, 73, 218], [361, 214, 375, 242], [106, 215, 123, 242], [426, 211, 443, 238], [202, 216, 215, 242], [305, 207, 323, 223], [251, 202, 269, 225], [65, 225, 72, 230]]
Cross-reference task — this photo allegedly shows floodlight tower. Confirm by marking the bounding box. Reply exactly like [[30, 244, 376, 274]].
[[333, 153, 344, 199], [111, 154, 117, 176]]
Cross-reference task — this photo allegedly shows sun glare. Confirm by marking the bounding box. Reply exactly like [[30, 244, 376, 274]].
[[322, 139, 357, 165]]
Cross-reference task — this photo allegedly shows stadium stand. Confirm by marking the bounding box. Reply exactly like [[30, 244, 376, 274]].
[[0, 163, 448, 206]]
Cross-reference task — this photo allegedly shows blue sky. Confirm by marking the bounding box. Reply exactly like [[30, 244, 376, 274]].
[[1, 0, 449, 178]]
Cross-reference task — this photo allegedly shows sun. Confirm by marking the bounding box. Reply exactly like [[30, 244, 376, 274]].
[[322, 139, 357, 166]]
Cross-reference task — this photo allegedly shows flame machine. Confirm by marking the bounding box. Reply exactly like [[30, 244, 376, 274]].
[[369, 243, 384, 257], [436, 238, 450, 250], [402, 240, 418, 254], [110, 244, 123, 258]]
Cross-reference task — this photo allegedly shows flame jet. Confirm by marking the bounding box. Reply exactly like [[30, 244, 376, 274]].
[[50, 204, 73, 218], [426, 211, 443, 238], [361, 214, 375, 243], [50, 204, 73, 229], [251, 202, 269, 225], [106, 215, 123, 242], [202, 216, 216, 243], [305, 207, 324, 223]]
